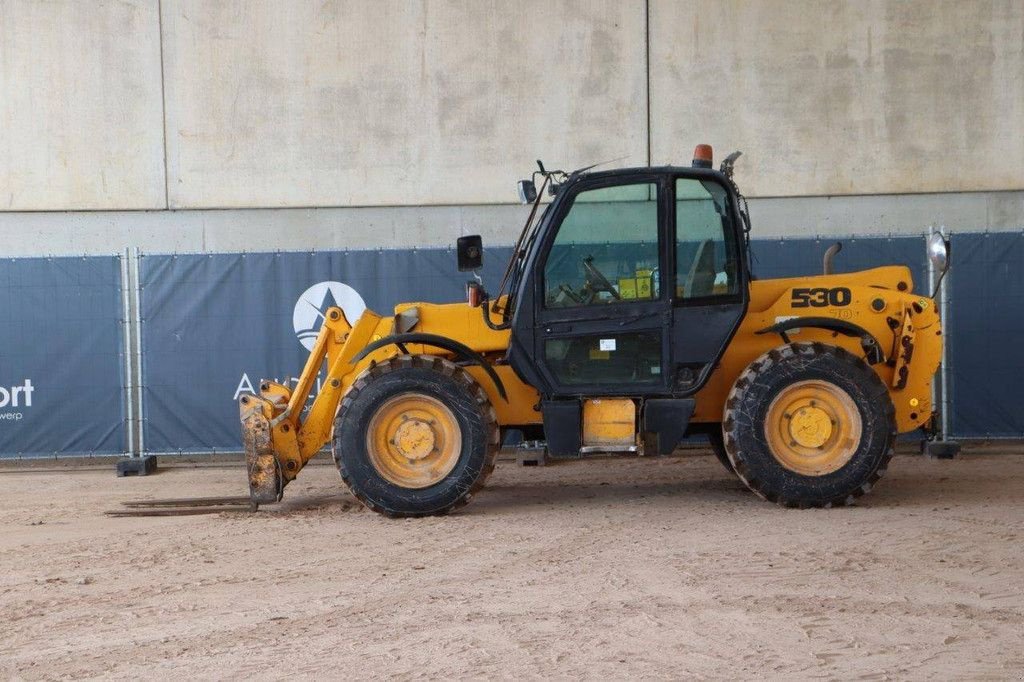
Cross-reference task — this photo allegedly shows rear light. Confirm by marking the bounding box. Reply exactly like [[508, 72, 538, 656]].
[[466, 281, 483, 307]]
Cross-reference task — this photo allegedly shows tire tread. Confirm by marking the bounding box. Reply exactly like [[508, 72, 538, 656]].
[[722, 342, 896, 508], [333, 354, 499, 517]]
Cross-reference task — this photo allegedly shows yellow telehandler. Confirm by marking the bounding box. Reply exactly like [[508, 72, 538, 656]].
[[237, 145, 949, 516]]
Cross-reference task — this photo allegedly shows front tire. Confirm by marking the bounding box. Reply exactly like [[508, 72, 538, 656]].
[[333, 355, 499, 517], [723, 343, 895, 508]]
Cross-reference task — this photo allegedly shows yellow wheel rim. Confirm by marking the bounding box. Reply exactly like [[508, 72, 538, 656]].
[[366, 393, 462, 489], [764, 380, 862, 476]]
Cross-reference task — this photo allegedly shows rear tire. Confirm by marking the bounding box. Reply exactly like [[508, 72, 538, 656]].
[[723, 342, 895, 508], [707, 429, 738, 477], [333, 355, 499, 517]]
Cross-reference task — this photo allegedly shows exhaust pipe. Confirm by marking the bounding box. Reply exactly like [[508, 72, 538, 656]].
[[823, 242, 842, 275]]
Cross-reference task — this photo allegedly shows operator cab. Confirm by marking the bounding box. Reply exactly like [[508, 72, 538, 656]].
[[459, 146, 752, 456]]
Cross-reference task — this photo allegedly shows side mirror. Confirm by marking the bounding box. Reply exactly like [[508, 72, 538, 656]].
[[457, 235, 483, 272], [927, 232, 950, 272], [517, 179, 537, 204]]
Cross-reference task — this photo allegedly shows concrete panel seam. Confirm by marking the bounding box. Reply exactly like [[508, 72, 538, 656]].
[[158, 0, 170, 210], [645, 0, 652, 167]]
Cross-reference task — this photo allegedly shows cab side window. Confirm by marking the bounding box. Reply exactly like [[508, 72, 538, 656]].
[[543, 183, 660, 309], [675, 179, 739, 300]]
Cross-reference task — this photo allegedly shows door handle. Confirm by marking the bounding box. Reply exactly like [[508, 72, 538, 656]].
[[616, 311, 664, 327]]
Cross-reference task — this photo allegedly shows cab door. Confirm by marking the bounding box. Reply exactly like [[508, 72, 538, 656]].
[[532, 176, 671, 396], [668, 174, 749, 394]]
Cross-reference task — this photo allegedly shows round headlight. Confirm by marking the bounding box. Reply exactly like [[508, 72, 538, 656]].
[[927, 232, 950, 272]]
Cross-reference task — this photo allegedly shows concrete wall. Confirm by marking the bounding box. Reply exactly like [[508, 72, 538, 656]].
[[649, 0, 1024, 197], [162, 0, 647, 208], [0, 0, 164, 210], [0, 190, 1021, 257], [0, 0, 1022, 255]]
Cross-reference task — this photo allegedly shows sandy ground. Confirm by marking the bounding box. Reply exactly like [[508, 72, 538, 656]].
[[1, 451, 1023, 680]]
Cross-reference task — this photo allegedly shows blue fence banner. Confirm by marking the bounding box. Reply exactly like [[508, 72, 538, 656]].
[[135, 234, 1024, 453], [138, 248, 511, 453], [946, 232, 1024, 438], [749, 235, 926, 287], [0, 256, 125, 457]]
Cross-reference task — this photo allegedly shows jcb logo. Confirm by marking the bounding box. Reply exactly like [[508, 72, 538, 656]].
[[791, 287, 851, 308]]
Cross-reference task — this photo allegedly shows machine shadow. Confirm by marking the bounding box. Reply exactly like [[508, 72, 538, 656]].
[[462, 471, 755, 516], [267, 456, 1009, 517]]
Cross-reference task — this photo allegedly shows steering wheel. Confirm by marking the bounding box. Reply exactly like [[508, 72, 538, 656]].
[[582, 256, 621, 302]]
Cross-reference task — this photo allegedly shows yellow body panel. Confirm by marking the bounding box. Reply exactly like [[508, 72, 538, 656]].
[[582, 398, 637, 446], [464, 364, 540, 425], [394, 300, 510, 353], [691, 266, 941, 434]]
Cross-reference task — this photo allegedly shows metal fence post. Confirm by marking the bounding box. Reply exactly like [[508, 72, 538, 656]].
[[132, 247, 146, 455], [926, 226, 938, 424], [923, 225, 959, 453], [120, 249, 136, 456], [939, 227, 952, 439]]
